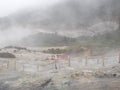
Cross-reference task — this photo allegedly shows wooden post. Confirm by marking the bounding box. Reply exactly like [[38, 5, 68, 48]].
[[102, 56, 105, 67], [0, 64, 2, 69], [119, 53, 120, 64], [23, 64, 25, 72], [97, 59, 99, 64], [85, 56, 88, 66], [7, 61, 9, 69], [68, 56, 71, 67], [2, 64, 4, 70], [55, 59, 57, 70], [14, 60, 16, 70]]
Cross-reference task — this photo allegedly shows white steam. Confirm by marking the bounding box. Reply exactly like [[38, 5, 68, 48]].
[[0, 27, 33, 47]]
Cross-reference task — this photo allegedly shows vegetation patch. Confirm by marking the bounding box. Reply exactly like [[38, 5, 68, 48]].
[[0, 52, 16, 58]]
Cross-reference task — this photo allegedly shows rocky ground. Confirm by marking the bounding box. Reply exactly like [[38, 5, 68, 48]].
[[0, 46, 120, 90]]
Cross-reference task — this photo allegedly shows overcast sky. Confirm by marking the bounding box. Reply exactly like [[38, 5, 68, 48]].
[[0, 0, 62, 17]]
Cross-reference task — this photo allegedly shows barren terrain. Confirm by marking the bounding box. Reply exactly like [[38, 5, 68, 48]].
[[0, 46, 120, 90]]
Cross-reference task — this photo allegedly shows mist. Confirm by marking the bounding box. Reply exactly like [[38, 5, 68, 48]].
[[1, 1, 120, 90], [0, 27, 33, 46], [0, 0, 63, 17], [0, 0, 120, 46]]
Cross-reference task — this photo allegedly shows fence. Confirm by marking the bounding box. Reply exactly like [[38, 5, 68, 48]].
[[0, 59, 16, 70], [0, 53, 120, 73]]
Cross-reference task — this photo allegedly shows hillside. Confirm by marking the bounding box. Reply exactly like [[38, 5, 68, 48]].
[[0, 0, 120, 46], [20, 32, 76, 47]]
